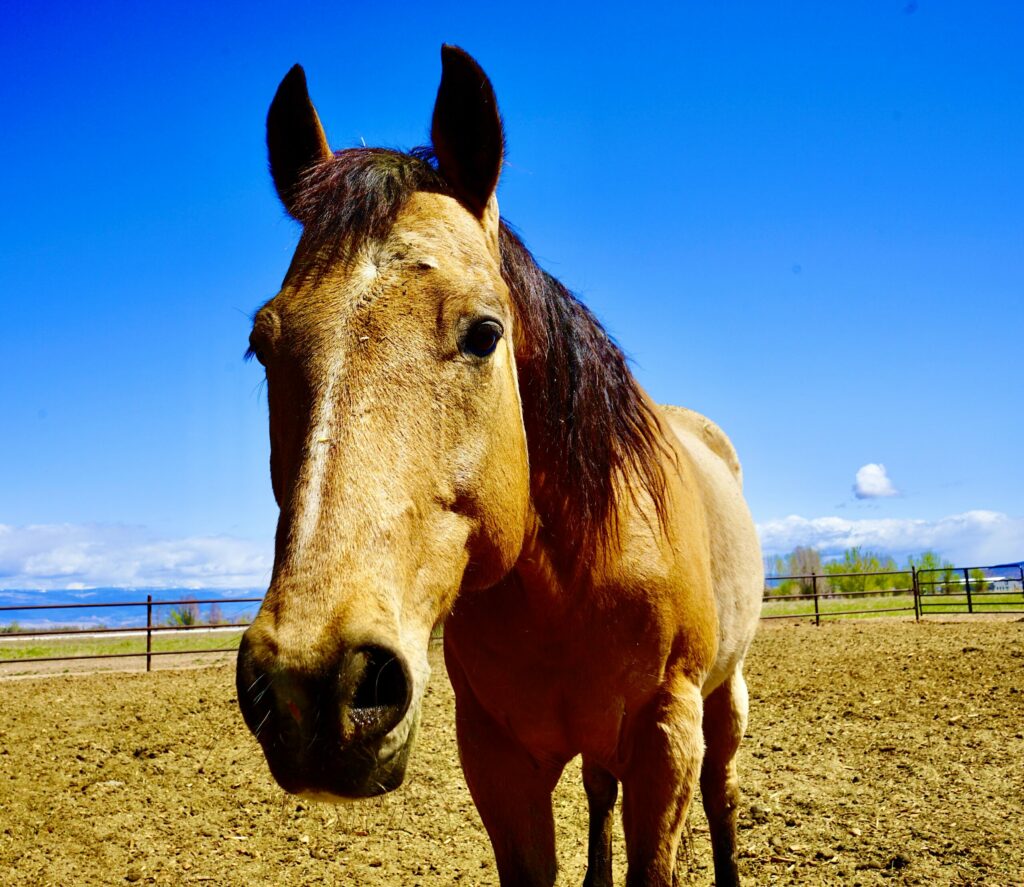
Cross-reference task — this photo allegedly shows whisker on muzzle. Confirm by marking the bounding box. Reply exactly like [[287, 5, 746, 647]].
[[254, 708, 272, 740]]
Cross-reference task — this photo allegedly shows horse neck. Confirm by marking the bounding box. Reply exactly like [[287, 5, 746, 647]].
[[509, 506, 606, 608]]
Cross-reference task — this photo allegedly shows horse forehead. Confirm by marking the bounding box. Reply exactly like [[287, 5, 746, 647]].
[[269, 192, 499, 335], [388, 191, 499, 279]]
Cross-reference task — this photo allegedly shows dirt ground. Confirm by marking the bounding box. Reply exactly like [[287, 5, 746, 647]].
[[1, 619, 1021, 886]]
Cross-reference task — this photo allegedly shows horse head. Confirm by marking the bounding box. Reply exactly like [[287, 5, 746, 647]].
[[236, 47, 531, 798]]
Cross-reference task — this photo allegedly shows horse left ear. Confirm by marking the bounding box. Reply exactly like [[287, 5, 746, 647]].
[[431, 45, 504, 218], [267, 65, 332, 218]]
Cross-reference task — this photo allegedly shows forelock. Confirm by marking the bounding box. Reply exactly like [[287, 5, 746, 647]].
[[288, 147, 451, 274]]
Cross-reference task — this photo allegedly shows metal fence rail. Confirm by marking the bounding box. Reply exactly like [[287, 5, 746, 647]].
[[762, 563, 1024, 624], [1, 563, 1022, 668], [762, 568, 918, 625], [0, 595, 262, 671]]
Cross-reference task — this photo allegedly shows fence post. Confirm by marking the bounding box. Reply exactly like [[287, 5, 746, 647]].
[[812, 571, 820, 626], [963, 568, 973, 614], [912, 566, 920, 622], [146, 594, 152, 673]]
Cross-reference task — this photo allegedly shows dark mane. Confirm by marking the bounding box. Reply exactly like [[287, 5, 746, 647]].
[[497, 228, 669, 564], [288, 147, 451, 264], [288, 148, 669, 565]]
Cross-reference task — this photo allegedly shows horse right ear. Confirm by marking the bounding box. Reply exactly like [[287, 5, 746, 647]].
[[431, 45, 504, 218], [267, 65, 332, 218]]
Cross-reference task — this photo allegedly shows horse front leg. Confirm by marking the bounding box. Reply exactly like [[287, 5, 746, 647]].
[[620, 677, 704, 887], [699, 669, 749, 887], [582, 758, 619, 887], [447, 659, 561, 886]]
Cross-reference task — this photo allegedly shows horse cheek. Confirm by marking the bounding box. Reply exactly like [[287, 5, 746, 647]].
[[461, 404, 530, 592]]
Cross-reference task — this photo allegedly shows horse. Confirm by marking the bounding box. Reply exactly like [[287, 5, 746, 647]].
[[236, 45, 763, 887]]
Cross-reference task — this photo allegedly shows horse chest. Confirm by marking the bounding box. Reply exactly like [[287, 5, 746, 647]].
[[445, 586, 673, 763]]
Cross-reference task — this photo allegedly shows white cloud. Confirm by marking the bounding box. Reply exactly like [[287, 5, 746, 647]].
[[853, 463, 898, 499], [4, 510, 1021, 591], [758, 510, 1024, 566], [0, 523, 273, 590]]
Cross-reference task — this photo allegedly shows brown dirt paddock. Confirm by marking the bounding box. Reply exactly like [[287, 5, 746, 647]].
[[1, 619, 1021, 886]]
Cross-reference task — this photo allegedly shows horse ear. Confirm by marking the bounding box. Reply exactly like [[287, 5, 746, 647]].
[[431, 45, 504, 218], [267, 65, 332, 217]]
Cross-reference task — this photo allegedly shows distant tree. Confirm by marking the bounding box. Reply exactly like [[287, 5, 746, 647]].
[[765, 546, 823, 595], [206, 602, 225, 625], [824, 547, 898, 594], [907, 550, 956, 595], [765, 553, 797, 596], [769, 546, 975, 600], [968, 568, 989, 595], [166, 596, 199, 627], [907, 550, 946, 573]]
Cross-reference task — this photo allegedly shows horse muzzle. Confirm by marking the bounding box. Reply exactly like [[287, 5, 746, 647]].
[[235, 633, 417, 798]]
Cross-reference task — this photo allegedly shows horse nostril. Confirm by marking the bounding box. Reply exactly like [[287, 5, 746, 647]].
[[347, 645, 411, 738], [238, 636, 414, 753], [236, 634, 271, 736]]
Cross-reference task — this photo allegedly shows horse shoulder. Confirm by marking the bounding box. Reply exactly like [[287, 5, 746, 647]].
[[657, 404, 743, 489]]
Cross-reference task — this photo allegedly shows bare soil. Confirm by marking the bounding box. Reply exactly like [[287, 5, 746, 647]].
[[1, 619, 1022, 886]]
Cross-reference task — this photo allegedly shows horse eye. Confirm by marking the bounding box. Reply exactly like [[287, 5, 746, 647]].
[[247, 342, 268, 366], [462, 319, 503, 358]]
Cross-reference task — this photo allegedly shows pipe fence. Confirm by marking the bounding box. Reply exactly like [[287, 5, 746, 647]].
[[1, 563, 1022, 669], [0, 595, 261, 671], [762, 563, 1024, 625]]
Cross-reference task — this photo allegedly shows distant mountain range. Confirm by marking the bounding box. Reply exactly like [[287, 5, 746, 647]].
[[0, 587, 264, 629], [990, 561, 1024, 570]]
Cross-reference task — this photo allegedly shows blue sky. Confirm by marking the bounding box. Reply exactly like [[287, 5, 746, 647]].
[[1, 1, 1022, 588]]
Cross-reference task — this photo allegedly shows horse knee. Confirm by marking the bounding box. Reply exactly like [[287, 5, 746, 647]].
[[703, 672, 748, 760], [700, 756, 739, 815], [583, 759, 618, 810], [619, 681, 705, 885]]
